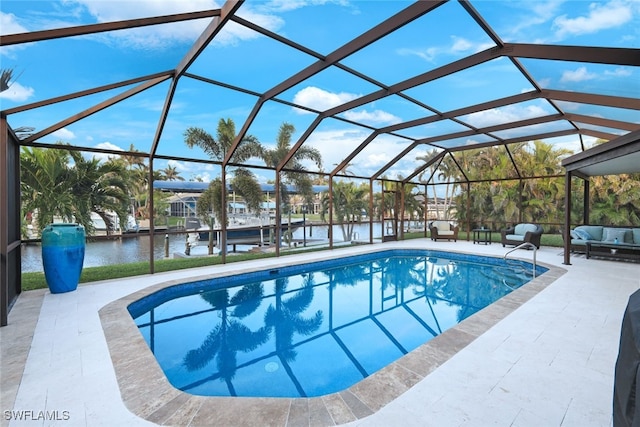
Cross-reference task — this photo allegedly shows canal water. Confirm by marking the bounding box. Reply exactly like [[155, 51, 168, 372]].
[[20, 223, 402, 273]]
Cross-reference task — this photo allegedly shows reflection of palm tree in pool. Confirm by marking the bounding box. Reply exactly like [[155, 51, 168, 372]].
[[264, 275, 323, 362], [376, 256, 425, 292], [183, 284, 269, 394], [428, 262, 513, 322], [325, 262, 370, 288]]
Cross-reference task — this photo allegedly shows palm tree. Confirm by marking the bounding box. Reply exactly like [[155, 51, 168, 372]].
[[262, 122, 322, 212], [113, 144, 148, 219], [184, 119, 263, 224], [401, 181, 424, 229], [451, 147, 510, 226], [591, 174, 640, 225], [66, 151, 131, 235], [377, 179, 398, 221], [333, 162, 355, 177], [120, 143, 146, 170], [416, 150, 442, 219], [490, 180, 520, 224], [21, 146, 131, 235], [161, 164, 184, 181], [197, 177, 223, 220], [375, 175, 423, 229], [517, 140, 572, 226], [21, 147, 76, 232], [1, 68, 15, 92], [416, 150, 458, 220], [321, 180, 368, 241]]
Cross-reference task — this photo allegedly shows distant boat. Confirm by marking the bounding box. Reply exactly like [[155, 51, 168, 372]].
[[184, 217, 305, 244]]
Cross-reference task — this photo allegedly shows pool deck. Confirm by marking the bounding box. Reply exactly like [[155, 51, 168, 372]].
[[2, 239, 638, 426]]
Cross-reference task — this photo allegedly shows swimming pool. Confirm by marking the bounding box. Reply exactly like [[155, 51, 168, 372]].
[[128, 249, 547, 398]]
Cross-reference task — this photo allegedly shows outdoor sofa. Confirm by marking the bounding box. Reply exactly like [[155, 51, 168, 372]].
[[569, 225, 640, 260], [501, 223, 543, 249], [430, 220, 459, 242]]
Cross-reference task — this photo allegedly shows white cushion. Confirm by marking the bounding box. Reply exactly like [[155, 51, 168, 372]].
[[437, 230, 454, 236], [514, 223, 537, 235], [506, 234, 524, 241], [432, 221, 450, 232]]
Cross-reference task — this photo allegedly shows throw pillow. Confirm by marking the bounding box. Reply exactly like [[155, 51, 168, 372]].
[[604, 229, 627, 243], [573, 228, 591, 240]]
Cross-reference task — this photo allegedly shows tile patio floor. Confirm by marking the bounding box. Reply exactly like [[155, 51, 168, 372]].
[[1, 239, 638, 426]]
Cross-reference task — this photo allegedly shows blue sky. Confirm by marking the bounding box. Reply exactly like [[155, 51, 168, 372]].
[[1, 0, 638, 183]]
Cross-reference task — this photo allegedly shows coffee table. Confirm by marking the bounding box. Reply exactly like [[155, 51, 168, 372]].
[[586, 241, 640, 261], [472, 228, 492, 245]]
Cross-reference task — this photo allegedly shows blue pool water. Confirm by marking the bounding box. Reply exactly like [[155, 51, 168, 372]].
[[128, 249, 547, 398]]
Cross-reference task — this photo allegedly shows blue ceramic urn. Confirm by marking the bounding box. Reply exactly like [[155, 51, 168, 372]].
[[41, 223, 85, 293]]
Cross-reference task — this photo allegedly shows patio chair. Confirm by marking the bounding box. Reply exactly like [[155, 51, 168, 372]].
[[430, 220, 459, 242], [501, 223, 543, 249]]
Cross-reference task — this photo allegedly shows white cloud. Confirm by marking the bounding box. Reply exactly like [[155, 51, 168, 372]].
[[304, 128, 369, 171], [292, 86, 359, 113], [0, 81, 34, 102], [92, 0, 213, 21], [190, 172, 212, 182], [397, 36, 492, 63], [0, 11, 28, 35], [74, 0, 214, 45], [303, 130, 421, 178], [502, 1, 563, 41], [52, 128, 76, 141], [167, 159, 186, 171], [554, 100, 581, 112], [166, 159, 210, 173], [94, 141, 124, 151], [161, 159, 218, 182], [367, 138, 433, 180], [464, 137, 489, 147], [133, 98, 168, 113], [553, 1, 632, 38], [60, 1, 284, 49], [604, 67, 633, 77], [90, 141, 124, 162], [342, 109, 401, 125], [450, 36, 474, 53], [259, 0, 352, 13], [215, 11, 284, 46], [365, 152, 391, 168], [535, 78, 552, 88], [462, 103, 550, 128], [560, 66, 597, 83], [3, 1, 290, 52], [397, 46, 438, 62], [263, 0, 309, 13]]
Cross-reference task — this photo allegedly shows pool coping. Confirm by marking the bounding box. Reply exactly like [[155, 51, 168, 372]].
[[98, 247, 566, 426]]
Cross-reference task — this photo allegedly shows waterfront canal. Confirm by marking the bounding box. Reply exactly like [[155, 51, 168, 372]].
[[20, 223, 398, 273]]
